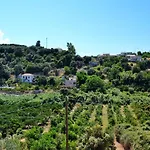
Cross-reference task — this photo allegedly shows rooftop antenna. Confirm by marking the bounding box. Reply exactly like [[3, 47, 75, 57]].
[[46, 37, 48, 48]]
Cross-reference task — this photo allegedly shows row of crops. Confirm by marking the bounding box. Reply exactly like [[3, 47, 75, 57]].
[[25, 102, 150, 150], [0, 91, 150, 150], [109, 103, 150, 150], [0, 93, 62, 138], [25, 104, 112, 150]]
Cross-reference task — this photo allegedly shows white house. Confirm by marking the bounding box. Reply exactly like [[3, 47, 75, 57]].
[[126, 55, 142, 62], [62, 76, 77, 88], [119, 52, 134, 56], [19, 73, 34, 83]]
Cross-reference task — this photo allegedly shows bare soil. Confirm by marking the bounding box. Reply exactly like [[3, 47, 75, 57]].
[[43, 120, 51, 134], [114, 137, 124, 150], [102, 105, 108, 133]]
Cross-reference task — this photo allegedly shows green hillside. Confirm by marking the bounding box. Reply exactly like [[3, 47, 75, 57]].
[[0, 43, 150, 149]]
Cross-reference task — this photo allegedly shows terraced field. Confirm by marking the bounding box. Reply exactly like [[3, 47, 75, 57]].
[[0, 92, 149, 150]]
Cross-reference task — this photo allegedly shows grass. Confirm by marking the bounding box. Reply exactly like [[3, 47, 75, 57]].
[[120, 106, 125, 118], [30, 92, 60, 102], [43, 119, 51, 134], [0, 92, 60, 103], [128, 62, 137, 67], [102, 105, 108, 133], [89, 106, 97, 122], [128, 105, 140, 126], [70, 103, 81, 118]]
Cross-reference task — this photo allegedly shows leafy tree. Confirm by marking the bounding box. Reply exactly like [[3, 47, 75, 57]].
[[0, 64, 5, 85], [14, 48, 23, 57], [61, 54, 73, 66], [142, 52, 150, 58], [138, 61, 147, 70], [76, 61, 84, 69], [26, 65, 42, 73], [56, 60, 63, 68], [87, 68, 96, 75], [36, 40, 41, 47], [0, 63, 10, 85], [25, 127, 42, 140], [120, 57, 128, 64], [103, 67, 111, 75], [43, 67, 49, 76], [137, 51, 142, 55], [76, 71, 87, 87], [70, 61, 77, 74], [67, 42, 76, 56], [70, 66, 77, 75], [64, 66, 71, 75], [36, 76, 47, 86], [132, 66, 141, 74], [78, 124, 114, 150], [75, 55, 83, 61], [112, 78, 120, 86], [120, 72, 134, 85], [45, 55, 51, 62], [108, 66, 122, 80], [102, 56, 118, 67], [26, 53, 33, 61], [14, 65, 23, 77], [84, 75, 105, 92], [4, 138, 21, 150], [70, 60, 76, 68], [128, 87, 134, 94], [121, 62, 131, 71], [83, 56, 91, 65], [48, 77, 56, 86], [60, 88, 69, 97]]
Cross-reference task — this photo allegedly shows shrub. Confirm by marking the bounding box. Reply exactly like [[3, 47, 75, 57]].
[[128, 87, 134, 94]]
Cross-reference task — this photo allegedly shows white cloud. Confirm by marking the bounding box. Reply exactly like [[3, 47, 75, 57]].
[[0, 30, 10, 44]]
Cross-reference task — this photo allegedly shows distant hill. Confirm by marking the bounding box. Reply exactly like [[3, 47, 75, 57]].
[[0, 42, 150, 92]]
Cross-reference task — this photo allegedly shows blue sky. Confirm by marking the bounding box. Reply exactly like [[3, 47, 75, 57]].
[[0, 0, 150, 56]]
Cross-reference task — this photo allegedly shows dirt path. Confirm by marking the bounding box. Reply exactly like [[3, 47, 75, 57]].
[[89, 106, 97, 122], [120, 106, 125, 118], [102, 105, 108, 133], [43, 120, 51, 134], [20, 138, 26, 143], [114, 139, 124, 150]]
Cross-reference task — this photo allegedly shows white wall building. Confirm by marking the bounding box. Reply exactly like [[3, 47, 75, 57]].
[[19, 73, 34, 83], [63, 76, 77, 88], [126, 55, 142, 62]]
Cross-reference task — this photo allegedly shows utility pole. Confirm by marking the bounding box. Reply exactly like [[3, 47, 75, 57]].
[[60, 88, 69, 150], [65, 96, 69, 150]]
